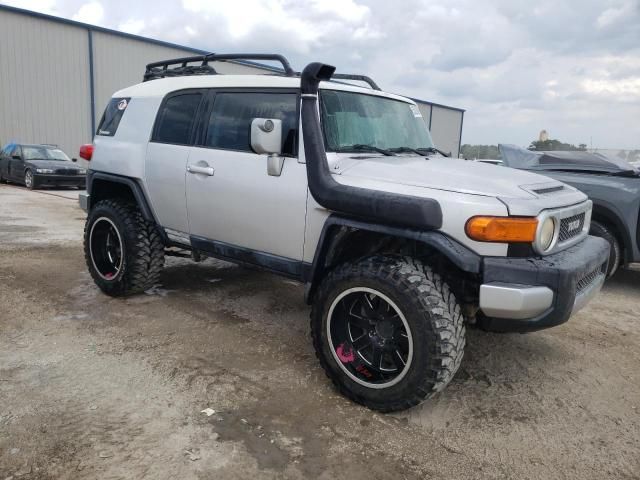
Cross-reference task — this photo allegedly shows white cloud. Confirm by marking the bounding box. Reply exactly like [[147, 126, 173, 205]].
[[118, 18, 145, 35], [2, 0, 56, 13], [596, 1, 636, 29], [72, 1, 104, 24]]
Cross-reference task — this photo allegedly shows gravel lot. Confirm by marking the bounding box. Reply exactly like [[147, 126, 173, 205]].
[[1, 184, 639, 479]]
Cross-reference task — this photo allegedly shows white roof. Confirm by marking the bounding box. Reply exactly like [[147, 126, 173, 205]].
[[114, 74, 416, 104]]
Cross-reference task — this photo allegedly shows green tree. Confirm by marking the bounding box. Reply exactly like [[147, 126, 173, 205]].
[[528, 139, 584, 151], [460, 144, 500, 159]]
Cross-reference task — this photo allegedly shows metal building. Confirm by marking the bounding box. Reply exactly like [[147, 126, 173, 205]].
[[0, 4, 465, 160]]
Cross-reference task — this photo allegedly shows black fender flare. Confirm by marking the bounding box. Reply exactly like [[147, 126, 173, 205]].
[[87, 171, 157, 223], [303, 215, 481, 303]]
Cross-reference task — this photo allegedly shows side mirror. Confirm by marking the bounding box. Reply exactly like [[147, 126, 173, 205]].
[[251, 118, 284, 177], [72, 158, 77, 162], [12, 155, 21, 160]]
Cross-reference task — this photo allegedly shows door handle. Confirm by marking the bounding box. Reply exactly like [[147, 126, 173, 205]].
[[187, 164, 214, 176]]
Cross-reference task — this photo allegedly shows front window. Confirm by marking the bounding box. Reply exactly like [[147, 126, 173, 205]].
[[21, 146, 70, 161], [320, 90, 434, 152]]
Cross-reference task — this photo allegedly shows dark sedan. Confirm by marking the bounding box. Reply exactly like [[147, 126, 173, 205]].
[[498, 144, 640, 277], [0, 143, 86, 189]]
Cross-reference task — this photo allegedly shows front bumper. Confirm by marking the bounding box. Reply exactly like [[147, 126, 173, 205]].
[[479, 235, 610, 332], [33, 174, 86, 188]]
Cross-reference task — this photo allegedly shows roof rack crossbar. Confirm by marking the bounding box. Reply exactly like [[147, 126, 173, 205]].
[[330, 73, 381, 90]]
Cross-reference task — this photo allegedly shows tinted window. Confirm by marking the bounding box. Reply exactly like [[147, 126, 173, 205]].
[[97, 97, 131, 136], [205, 93, 297, 155], [152, 93, 203, 145]]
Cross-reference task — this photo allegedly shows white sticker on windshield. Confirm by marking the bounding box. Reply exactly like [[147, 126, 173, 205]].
[[409, 104, 422, 117]]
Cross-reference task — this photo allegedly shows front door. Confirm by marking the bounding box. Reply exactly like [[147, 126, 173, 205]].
[[185, 90, 308, 266], [9, 145, 24, 182]]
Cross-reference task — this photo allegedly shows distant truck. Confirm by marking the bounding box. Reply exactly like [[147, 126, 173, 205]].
[[496, 145, 640, 277]]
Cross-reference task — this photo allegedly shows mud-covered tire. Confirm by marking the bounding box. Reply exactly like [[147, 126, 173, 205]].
[[311, 255, 465, 412], [590, 220, 621, 277], [84, 199, 164, 296]]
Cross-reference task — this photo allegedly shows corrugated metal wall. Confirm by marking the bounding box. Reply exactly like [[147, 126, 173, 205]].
[[430, 105, 463, 158], [0, 9, 91, 157]]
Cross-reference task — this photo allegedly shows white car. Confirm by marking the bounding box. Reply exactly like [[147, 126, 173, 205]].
[[79, 54, 609, 412]]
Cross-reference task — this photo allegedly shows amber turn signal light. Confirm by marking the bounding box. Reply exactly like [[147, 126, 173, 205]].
[[465, 216, 538, 243]]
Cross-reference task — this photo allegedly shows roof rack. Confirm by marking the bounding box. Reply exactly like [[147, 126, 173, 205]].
[[144, 53, 295, 81], [143, 53, 381, 90]]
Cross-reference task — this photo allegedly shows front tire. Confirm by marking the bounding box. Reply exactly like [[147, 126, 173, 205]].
[[84, 199, 164, 296], [24, 169, 35, 189], [311, 256, 465, 412], [590, 220, 621, 277]]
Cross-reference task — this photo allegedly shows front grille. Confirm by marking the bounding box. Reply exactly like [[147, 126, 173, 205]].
[[55, 168, 77, 175], [576, 263, 606, 294], [559, 213, 586, 243]]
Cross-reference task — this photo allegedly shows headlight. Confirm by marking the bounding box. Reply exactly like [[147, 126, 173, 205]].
[[77, 169, 87, 174], [36, 168, 54, 174], [538, 217, 556, 252]]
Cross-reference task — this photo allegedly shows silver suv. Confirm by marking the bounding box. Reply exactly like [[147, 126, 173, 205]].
[[79, 54, 609, 412]]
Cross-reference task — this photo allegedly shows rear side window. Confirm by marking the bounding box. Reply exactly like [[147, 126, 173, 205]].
[[152, 92, 203, 145], [204, 93, 297, 155], [97, 97, 130, 136]]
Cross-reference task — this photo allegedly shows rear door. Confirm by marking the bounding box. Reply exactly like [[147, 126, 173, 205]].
[[185, 89, 308, 264], [145, 90, 206, 237]]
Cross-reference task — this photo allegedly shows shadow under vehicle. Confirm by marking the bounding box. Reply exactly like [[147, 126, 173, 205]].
[[499, 144, 640, 276]]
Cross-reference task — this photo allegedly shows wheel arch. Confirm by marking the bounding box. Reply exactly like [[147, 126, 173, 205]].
[[87, 172, 156, 224], [591, 202, 631, 265], [304, 215, 481, 304]]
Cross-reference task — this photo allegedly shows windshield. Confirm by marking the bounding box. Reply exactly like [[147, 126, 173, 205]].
[[320, 90, 434, 152], [22, 146, 70, 161], [499, 144, 636, 173]]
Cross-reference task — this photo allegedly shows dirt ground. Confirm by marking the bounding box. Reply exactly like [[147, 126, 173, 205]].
[[1, 184, 639, 480]]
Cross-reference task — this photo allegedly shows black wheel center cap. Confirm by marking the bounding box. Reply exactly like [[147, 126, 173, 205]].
[[375, 320, 394, 340]]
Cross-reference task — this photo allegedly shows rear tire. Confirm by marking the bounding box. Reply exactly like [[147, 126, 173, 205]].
[[311, 256, 465, 412], [84, 199, 164, 296], [590, 220, 621, 277]]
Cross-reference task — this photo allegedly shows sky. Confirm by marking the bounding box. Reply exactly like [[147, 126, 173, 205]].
[[4, 0, 639, 149]]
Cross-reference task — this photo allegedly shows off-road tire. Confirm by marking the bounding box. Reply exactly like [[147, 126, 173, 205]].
[[311, 255, 465, 412], [84, 199, 164, 296], [590, 220, 621, 277]]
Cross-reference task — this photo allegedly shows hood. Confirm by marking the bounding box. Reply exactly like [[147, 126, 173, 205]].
[[331, 153, 569, 200], [500, 144, 639, 175], [26, 160, 83, 170]]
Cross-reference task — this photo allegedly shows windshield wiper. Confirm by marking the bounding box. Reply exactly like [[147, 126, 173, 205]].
[[389, 147, 428, 156], [336, 144, 396, 156], [416, 147, 451, 157]]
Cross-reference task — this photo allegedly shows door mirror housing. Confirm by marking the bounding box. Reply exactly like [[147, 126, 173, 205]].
[[250, 118, 282, 155], [72, 157, 78, 162], [12, 155, 21, 160]]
